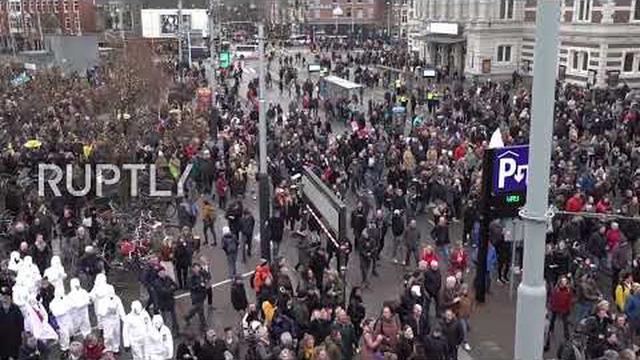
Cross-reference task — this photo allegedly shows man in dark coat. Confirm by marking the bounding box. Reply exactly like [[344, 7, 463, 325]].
[[185, 263, 210, 332], [239, 209, 255, 263], [423, 260, 442, 316], [350, 202, 367, 249], [269, 212, 285, 256], [0, 287, 24, 360], [155, 269, 179, 334]]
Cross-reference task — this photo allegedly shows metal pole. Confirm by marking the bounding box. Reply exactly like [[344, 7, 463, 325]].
[[509, 219, 517, 299], [178, 0, 183, 65], [258, 23, 271, 263], [118, 4, 125, 50], [7, 8, 16, 57], [187, 30, 192, 65], [514, 1, 560, 359], [207, 0, 217, 140]]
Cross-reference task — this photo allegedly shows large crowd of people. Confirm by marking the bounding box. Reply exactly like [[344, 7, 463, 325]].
[[0, 33, 640, 360]]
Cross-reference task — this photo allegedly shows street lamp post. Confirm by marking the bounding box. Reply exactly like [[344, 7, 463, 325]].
[[332, 5, 343, 35], [514, 1, 560, 359], [257, 23, 271, 263]]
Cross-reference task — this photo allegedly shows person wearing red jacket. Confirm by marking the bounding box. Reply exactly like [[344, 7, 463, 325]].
[[565, 193, 584, 212], [252, 259, 272, 294], [596, 197, 612, 213], [421, 245, 439, 267], [546, 276, 573, 350], [449, 241, 469, 274], [606, 222, 622, 252]]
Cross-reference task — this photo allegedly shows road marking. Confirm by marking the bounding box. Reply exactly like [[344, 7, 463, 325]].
[[244, 67, 257, 75], [173, 270, 255, 300]]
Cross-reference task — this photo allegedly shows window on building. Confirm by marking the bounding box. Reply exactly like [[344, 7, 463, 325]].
[[623, 53, 635, 72], [497, 45, 512, 62], [575, 0, 591, 22], [500, 0, 514, 19], [63, 0, 68, 12], [64, 17, 70, 29], [402, 10, 407, 23], [571, 50, 589, 71], [634, 0, 640, 20], [73, 0, 78, 11], [346, 8, 352, 17]]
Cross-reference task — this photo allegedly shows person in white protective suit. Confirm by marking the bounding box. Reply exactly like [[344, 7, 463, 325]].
[[12, 280, 30, 311], [67, 278, 91, 337], [8, 251, 22, 273], [17, 256, 42, 293], [144, 314, 173, 360], [43, 255, 67, 294], [89, 272, 114, 329], [50, 288, 74, 352], [123, 300, 151, 360], [23, 294, 58, 342], [98, 286, 125, 353]]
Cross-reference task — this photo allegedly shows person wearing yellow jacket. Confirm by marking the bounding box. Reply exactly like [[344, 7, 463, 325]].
[[615, 272, 634, 312]]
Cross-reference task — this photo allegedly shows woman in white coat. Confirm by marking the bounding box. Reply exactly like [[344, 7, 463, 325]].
[[123, 300, 151, 360], [50, 288, 74, 352], [144, 314, 173, 360], [43, 255, 67, 294], [67, 278, 91, 337], [89, 273, 114, 329], [98, 286, 126, 353]]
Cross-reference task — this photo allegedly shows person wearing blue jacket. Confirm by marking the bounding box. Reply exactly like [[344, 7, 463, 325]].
[[624, 283, 640, 335]]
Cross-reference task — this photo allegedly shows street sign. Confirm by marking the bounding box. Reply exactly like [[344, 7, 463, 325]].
[[492, 145, 529, 194], [219, 51, 231, 69]]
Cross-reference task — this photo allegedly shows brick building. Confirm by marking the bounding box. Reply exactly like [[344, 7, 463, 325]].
[[303, 0, 387, 35], [0, 0, 98, 51]]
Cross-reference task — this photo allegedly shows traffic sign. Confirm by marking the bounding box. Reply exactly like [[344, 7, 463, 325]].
[[492, 145, 529, 195], [219, 51, 231, 69]]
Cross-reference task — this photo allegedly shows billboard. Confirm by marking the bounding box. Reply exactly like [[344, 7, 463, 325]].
[[141, 9, 208, 38], [160, 14, 191, 34]]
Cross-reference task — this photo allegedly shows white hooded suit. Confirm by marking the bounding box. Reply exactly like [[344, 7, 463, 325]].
[[97, 287, 125, 353], [144, 314, 173, 360], [16, 256, 41, 293], [8, 251, 21, 273], [123, 300, 151, 360], [43, 255, 67, 294], [67, 278, 91, 337], [50, 289, 74, 351], [89, 273, 114, 328]]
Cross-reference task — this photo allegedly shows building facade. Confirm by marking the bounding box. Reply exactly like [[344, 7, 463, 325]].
[[0, 0, 98, 51], [303, 0, 387, 35], [410, 0, 640, 87], [390, 0, 414, 37]]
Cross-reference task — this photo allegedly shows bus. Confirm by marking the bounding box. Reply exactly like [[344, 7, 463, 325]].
[[233, 44, 258, 60]]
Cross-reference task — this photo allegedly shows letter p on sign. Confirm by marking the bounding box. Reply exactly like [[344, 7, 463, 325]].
[[498, 158, 517, 189]]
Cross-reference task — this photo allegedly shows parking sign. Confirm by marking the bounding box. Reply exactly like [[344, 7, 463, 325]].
[[492, 145, 529, 195]]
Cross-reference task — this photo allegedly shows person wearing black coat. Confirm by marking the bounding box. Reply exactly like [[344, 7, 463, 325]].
[[423, 328, 449, 360], [196, 330, 227, 360], [441, 309, 464, 360], [176, 334, 201, 360], [155, 270, 179, 334], [269, 213, 285, 256], [239, 210, 255, 263], [350, 203, 367, 248], [230, 277, 248, 312], [185, 264, 210, 331], [423, 263, 442, 316], [174, 235, 194, 289], [0, 290, 24, 360]]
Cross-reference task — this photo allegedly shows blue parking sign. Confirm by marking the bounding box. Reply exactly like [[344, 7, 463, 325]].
[[492, 145, 529, 195]]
